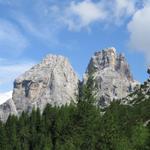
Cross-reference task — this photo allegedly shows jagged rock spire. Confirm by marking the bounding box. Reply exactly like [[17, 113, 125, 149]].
[[86, 47, 133, 81], [84, 47, 138, 107], [0, 48, 139, 121]]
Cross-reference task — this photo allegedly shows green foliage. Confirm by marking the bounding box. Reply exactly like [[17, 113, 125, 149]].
[[131, 123, 149, 149], [0, 77, 150, 149]]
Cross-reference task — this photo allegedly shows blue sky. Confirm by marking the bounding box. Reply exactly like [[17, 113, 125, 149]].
[[0, 0, 149, 92]]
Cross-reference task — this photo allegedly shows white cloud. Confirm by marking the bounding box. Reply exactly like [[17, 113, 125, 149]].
[[127, 3, 150, 62], [0, 0, 140, 34], [0, 19, 28, 55], [0, 91, 12, 105], [60, 0, 139, 31], [63, 0, 107, 31], [112, 0, 136, 24], [0, 59, 35, 92]]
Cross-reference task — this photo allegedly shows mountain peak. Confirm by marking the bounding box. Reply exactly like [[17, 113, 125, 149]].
[[41, 54, 67, 65], [84, 47, 138, 107], [13, 54, 79, 115], [0, 49, 139, 121], [87, 47, 133, 81], [94, 47, 116, 56]]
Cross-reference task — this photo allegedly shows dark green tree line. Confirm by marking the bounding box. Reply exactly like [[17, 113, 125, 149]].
[[0, 77, 149, 150]]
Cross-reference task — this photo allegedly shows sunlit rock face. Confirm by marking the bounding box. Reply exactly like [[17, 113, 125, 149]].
[[0, 99, 18, 122], [84, 47, 139, 107], [0, 48, 140, 121], [13, 55, 79, 115]]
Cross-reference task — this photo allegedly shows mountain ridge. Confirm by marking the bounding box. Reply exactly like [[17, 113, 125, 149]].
[[0, 47, 140, 121]]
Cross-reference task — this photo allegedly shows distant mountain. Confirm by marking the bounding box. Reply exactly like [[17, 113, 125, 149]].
[[84, 47, 139, 107], [12, 54, 79, 115], [0, 47, 140, 121]]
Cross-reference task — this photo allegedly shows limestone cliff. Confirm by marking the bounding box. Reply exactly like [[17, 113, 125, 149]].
[[12, 55, 79, 115], [0, 48, 139, 121], [84, 47, 138, 107]]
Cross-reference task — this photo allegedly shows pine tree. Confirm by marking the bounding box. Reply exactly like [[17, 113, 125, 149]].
[[0, 121, 8, 150], [5, 115, 19, 150], [131, 123, 149, 149], [76, 75, 101, 149]]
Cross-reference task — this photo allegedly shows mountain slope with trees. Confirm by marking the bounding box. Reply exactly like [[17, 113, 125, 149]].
[[0, 76, 149, 150]]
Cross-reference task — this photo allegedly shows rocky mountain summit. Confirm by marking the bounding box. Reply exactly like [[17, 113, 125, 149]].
[[13, 55, 79, 115], [84, 47, 138, 107], [0, 47, 140, 121]]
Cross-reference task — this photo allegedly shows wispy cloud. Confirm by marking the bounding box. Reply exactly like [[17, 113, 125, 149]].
[[0, 19, 28, 55], [62, 0, 107, 31], [0, 59, 35, 92], [0, 0, 147, 58], [127, 2, 150, 63], [0, 0, 65, 54], [58, 0, 139, 31], [111, 0, 137, 24], [12, 14, 48, 39]]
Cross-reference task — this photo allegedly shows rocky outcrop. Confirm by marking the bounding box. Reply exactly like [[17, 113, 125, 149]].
[[0, 48, 139, 121], [84, 47, 138, 107], [0, 99, 17, 122], [12, 55, 79, 115]]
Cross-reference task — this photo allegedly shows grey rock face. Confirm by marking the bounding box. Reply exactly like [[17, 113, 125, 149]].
[[84, 47, 138, 107], [0, 48, 140, 121], [13, 55, 79, 115], [0, 99, 18, 122]]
